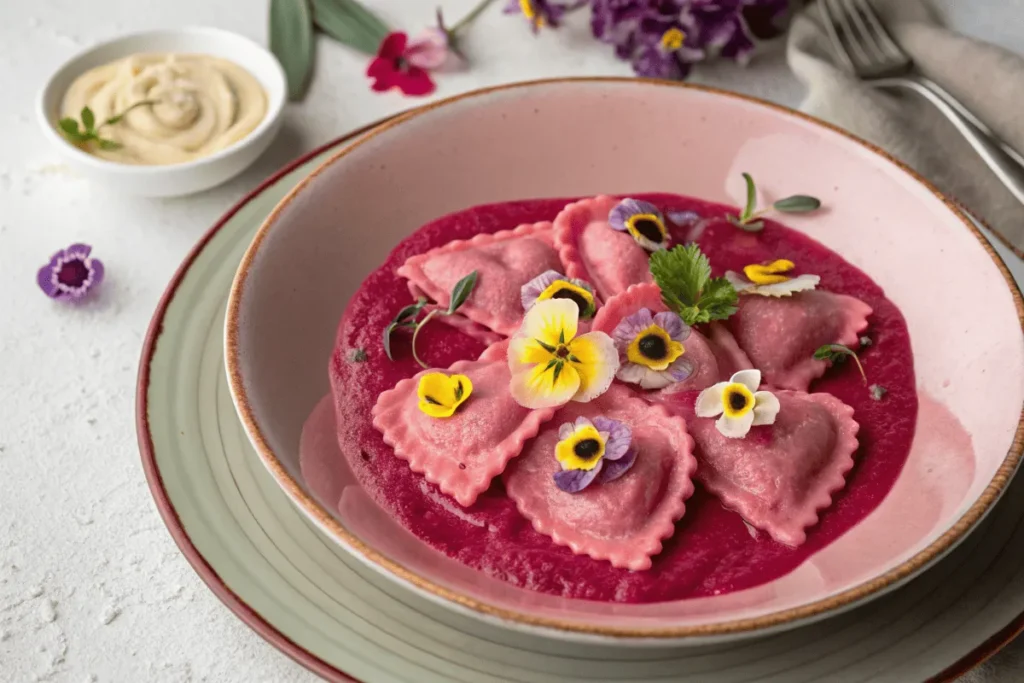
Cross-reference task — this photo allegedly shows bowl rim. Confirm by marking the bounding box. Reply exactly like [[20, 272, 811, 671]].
[[35, 26, 287, 174], [224, 76, 1024, 639]]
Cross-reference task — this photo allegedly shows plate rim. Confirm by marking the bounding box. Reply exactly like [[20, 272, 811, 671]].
[[221, 76, 1024, 639], [137, 112, 1023, 682]]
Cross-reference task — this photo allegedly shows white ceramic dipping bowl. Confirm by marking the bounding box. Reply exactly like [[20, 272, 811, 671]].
[[225, 79, 1024, 645], [37, 27, 286, 197]]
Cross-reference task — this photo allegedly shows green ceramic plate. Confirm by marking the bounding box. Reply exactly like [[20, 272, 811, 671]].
[[138, 126, 1024, 683]]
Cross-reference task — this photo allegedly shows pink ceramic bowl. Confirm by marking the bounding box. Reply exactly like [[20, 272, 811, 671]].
[[225, 79, 1024, 644]]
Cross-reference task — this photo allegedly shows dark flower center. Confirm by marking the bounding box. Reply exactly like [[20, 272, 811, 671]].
[[729, 391, 749, 412], [638, 333, 667, 360], [632, 217, 664, 243], [556, 345, 570, 359], [551, 288, 590, 312], [573, 438, 601, 460], [57, 258, 89, 287]]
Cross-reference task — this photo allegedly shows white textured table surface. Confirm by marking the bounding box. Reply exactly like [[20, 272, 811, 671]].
[[0, 1, 1021, 681]]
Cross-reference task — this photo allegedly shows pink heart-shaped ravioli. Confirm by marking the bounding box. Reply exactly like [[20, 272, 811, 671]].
[[727, 290, 872, 391], [372, 341, 555, 507], [663, 390, 859, 546], [592, 283, 752, 393], [397, 222, 562, 336], [553, 196, 654, 301], [504, 384, 697, 570]]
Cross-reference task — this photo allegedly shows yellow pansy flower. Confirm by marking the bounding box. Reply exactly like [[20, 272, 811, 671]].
[[417, 372, 473, 418]]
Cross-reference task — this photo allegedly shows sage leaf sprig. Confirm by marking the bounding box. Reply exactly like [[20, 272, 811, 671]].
[[383, 271, 479, 368], [813, 344, 867, 384], [731, 172, 822, 232], [649, 244, 738, 326], [311, 0, 390, 55], [58, 100, 157, 150], [270, 0, 315, 101]]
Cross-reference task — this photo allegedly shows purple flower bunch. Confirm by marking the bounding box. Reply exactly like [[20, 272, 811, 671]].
[[590, 0, 788, 79]]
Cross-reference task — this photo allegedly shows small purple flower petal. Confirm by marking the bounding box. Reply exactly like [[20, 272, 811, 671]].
[[65, 243, 92, 259], [608, 198, 662, 232], [592, 416, 632, 461], [599, 447, 637, 483], [521, 269, 564, 311], [666, 355, 695, 382], [667, 210, 700, 226], [37, 263, 60, 298], [88, 258, 105, 289], [653, 310, 689, 342], [37, 244, 102, 301], [611, 308, 656, 350], [554, 463, 602, 493]]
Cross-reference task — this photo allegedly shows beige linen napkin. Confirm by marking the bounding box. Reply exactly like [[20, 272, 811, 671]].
[[787, 0, 1024, 255]]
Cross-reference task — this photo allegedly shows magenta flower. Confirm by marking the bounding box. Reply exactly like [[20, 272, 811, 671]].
[[367, 32, 441, 96], [505, 0, 587, 33], [37, 244, 104, 300]]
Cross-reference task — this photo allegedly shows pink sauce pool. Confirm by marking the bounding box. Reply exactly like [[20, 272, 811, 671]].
[[327, 194, 918, 603]]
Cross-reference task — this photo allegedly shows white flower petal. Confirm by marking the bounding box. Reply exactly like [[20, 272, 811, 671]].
[[724, 271, 754, 292], [615, 362, 648, 385], [695, 383, 727, 417], [716, 410, 755, 439], [730, 369, 762, 393], [752, 391, 780, 426], [638, 367, 674, 390], [749, 274, 820, 298], [569, 331, 619, 402]]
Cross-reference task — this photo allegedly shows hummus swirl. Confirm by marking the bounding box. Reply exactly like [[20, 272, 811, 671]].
[[60, 53, 267, 165]]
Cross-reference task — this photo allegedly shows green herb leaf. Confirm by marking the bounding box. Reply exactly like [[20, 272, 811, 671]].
[[311, 0, 390, 55], [97, 139, 122, 150], [813, 344, 867, 384], [80, 107, 95, 132], [58, 118, 80, 136], [740, 172, 757, 222], [382, 298, 428, 360], [270, 0, 316, 101], [773, 195, 822, 213], [447, 271, 478, 314], [649, 244, 738, 326]]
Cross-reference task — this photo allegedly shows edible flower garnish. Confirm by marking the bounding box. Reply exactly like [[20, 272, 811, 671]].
[[417, 372, 473, 418], [609, 198, 670, 252], [648, 244, 738, 325], [731, 172, 822, 232], [553, 416, 637, 493], [508, 299, 619, 409], [813, 343, 867, 384], [611, 308, 694, 389], [383, 271, 478, 367], [695, 369, 780, 439], [724, 259, 820, 297], [520, 270, 597, 318], [58, 100, 157, 150], [37, 243, 104, 301], [504, 0, 582, 33]]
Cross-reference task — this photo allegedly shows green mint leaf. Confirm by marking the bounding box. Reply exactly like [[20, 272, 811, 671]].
[[773, 195, 821, 213], [695, 277, 738, 323], [447, 270, 478, 314], [740, 172, 757, 222], [80, 107, 95, 132], [97, 138, 122, 150], [649, 245, 737, 325], [311, 0, 391, 56], [58, 118, 81, 136], [270, 0, 316, 101], [814, 344, 867, 384]]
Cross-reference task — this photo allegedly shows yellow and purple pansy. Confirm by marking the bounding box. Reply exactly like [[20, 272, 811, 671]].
[[611, 308, 694, 389], [609, 198, 670, 252], [520, 269, 597, 319], [695, 369, 780, 438], [508, 299, 619, 409], [725, 259, 820, 297], [416, 372, 473, 418], [553, 416, 637, 493]]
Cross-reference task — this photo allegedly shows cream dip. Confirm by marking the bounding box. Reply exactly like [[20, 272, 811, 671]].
[[60, 53, 266, 165]]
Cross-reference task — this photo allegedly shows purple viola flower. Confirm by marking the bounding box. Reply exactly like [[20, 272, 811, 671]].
[[612, 308, 694, 389], [505, 0, 587, 33], [520, 269, 597, 318], [553, 415, 636, 493], [37, 243, 104, 301], [609, 198, 670, 251]]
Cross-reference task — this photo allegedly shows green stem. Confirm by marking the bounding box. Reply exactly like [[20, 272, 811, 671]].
[[103, 99, 159, 127], [849, 353, 868, 385], [450, 0, 496, 34], [411, 309, 440, 369]]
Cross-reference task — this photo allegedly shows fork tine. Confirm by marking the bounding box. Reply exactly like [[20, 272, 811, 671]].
[[824, 0, 871, 70], [840, 0, 888, 64], [819, 0, 858, 73], [847, 0, 908, 61]]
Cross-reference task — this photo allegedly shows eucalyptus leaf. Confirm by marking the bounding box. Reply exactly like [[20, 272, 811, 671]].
[[80, 107, 95, 131], [311, 0, 390, 55], [447, 271, 479, 314], [773, 195, 822, 213], [740, 172, 757, 221], [270, 0, 315, 101]]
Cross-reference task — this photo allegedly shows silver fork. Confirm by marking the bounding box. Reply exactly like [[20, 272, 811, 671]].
[[820, 0, 1024, 205]]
